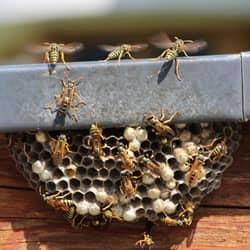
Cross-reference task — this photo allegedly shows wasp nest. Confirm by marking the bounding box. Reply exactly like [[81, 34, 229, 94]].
[[9, 122, 240, 228]]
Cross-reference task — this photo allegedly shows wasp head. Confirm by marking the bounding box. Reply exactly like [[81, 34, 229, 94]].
[[121, 44, 131, 51], [174, 37, 185, 50], [50, 43, 59, 51], [58, 134, 67, 141]]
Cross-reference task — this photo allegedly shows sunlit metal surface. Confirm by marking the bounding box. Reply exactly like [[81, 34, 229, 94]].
[[0, 52, 248, 132]]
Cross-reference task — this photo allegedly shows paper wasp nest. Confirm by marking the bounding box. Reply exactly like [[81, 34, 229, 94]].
[[9, 122, 240, 226]]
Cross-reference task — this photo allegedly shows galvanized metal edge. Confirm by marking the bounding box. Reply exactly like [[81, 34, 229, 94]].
[[0, 54, 244, 132], [241, 51, 250, 122]]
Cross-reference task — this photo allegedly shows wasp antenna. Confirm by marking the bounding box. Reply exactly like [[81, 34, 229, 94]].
[[75, 76, 84, 85]]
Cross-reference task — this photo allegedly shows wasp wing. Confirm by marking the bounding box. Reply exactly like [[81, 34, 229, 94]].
[[149, 32, 175, 49], [62, 42, 84, 54], [157, 61, 173, 84], [26, 44, 49, 54], [98, 45, 120, 52], [184, 40, 208, 55], [131, 43, 148, 52]]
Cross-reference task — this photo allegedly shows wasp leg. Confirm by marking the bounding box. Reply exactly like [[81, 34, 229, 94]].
[[104, 53, 111, 61], [175, 59, 182, 81], [43, 190, 71, 200], [118, 50, 124, 63], [155, 49, 168, 60], [73, 76, 84, 85], [102, 201, 114, 211], [204, 137, 222, 149], [60, 51, 70, 71], [65, 144, 75, 154], [77, 215, 88, 228], [73, 93, 86, 106], [44, 93, 62, 110], [59, 79, 66, 88], [159, 108, 166, 121], [126, 51, 135, 60], [69, 109, 79, 122], [182, 49, 190, 58], [44, 101, 56, 110], [44, 52, 50, 63], [163, 111, 179, 124]]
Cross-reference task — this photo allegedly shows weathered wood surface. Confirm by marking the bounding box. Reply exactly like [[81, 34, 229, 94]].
[[0, 123, 249, 250]]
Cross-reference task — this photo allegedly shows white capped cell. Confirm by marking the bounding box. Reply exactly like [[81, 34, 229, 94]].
[[142, 173, 155, 185], [95, 189, 109, 203], [163, 199, 177, 214], [160, 163, 174, 182], [152, 199, 164, 213], [35, 131, 48, 143], [166, 179, 176, 189], [182, 142, 198, 156], [174, 148, 189, 164], [124, 127, 137, 141], [32, 160, 46, 174], [76, 201, 89, 215], [147, 187, 161, 199], [39, 169, 52, 181], [123, 207, 136, 222], [129, 139, 141, 152], [88, 203, 100, 216], [135, 128, 148, 142]]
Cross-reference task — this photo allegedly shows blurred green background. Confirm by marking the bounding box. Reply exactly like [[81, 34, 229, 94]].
[[1, 0, 250, 64]]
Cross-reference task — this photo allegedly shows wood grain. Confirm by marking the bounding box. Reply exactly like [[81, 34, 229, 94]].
[[0, 123, 249, 249]]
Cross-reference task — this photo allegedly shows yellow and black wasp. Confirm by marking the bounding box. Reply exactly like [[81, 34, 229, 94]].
[[48, 134, 72, 165], [99, 43, 148, 62], [149, 32, 207, 81], [202, 137, 228, 161], [87, 123, 105, 159], [29, 42, 83, 74], [135, 232, 154, 249], [44, 76, 86, 122], [144, 109, 178, 143], [39, 187, 74, 213]]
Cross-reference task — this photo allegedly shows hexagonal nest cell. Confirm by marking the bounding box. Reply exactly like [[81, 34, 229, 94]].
[[8, 121, 241, 228]]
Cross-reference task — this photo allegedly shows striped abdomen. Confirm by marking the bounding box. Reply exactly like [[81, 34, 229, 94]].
[[49, 49, 60, 64], [165, 49, 178, 61], [107, 47, 123, 60]]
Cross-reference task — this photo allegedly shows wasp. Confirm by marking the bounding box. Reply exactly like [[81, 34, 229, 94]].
[[40, 187, 73, 212], [100, 43, 148, 62], [138, 155, 161, 177], [101, 207, 122, 224], [120, 174, 138, 199], [178, 201, 195, 226], [149, 32, 207, 80], [202, 137, 228, 161], [87, 123, 105, 159], [28, 42, 83, 74], [64, 205, 88, 228], [185, 155, 205, 188], [44, 76, 86, 122], [135, 232, 154, 249], [117, 144, 138, 172], [49, 134, 72, 165], [144, 109, 178, 139], [160, 215, 183, 226]]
